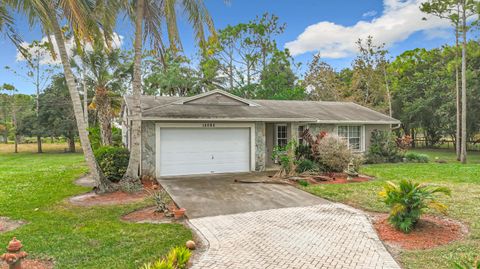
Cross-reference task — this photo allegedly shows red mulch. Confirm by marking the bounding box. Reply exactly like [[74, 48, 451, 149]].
[[1, 259, 53, 269], [69, 191, 148, 206], [141, 177, 160, 190], [122, 202, 177, 223], [69, 179, 163, 207], [373, 214, 467, 250]]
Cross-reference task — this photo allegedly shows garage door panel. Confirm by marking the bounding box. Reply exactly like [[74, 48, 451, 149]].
[[159, 128, 250, 176]]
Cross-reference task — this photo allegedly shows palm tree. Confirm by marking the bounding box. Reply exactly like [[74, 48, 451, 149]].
[[5, 0, 115, 193], [123, 0, 217, 182], [0, 3, 23, 53], [72, 44, 128, 146]]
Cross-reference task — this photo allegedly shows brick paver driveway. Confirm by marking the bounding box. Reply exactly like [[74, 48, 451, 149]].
[[190, 203, 400, 269]]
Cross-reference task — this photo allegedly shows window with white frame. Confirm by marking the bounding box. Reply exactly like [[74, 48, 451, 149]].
[[297, 125, 305, 144], [276, 124, 288, 148], [337, 126, 362, 151]]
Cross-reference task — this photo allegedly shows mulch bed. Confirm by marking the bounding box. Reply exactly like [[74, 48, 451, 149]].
[[0, 217, 26, 233], [372, 213, 468, 250], [121, 202, 178, 224], [290, 172, 373, 185], [69, 176, 163, 207], [1, 259, 53, 269], [69, 191, 149, 206]]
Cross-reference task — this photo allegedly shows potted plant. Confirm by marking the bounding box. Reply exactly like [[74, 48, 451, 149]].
[[173, 208, 186, 220]]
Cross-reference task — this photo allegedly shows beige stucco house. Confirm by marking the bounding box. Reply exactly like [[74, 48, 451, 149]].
[[122, 90, 400, 178]]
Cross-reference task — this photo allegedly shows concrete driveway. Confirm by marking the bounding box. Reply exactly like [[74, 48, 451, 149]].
[[158, 172, 327, 218], [159, 173, 400, 269]]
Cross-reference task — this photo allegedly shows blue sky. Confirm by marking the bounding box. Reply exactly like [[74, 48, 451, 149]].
[[1, 0, 455, 95]]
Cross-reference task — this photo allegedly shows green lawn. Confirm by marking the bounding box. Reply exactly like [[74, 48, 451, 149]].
[[305, 149, 480, 269], [0, 148, 191, 268]]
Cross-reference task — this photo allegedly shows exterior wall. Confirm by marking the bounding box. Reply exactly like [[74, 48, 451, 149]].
[[138, 120, 392, 177], [308, 123, 391, 153], [141, 121, 156, 177], [254, 122, 266, 171], [365, 124, 391, 150], [307, 124, 336, 135], [265, 123, 274, 167]]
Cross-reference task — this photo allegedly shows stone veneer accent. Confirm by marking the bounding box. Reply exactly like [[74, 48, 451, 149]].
[[141, 121, 156, 177], [254, 122, 266, 171]]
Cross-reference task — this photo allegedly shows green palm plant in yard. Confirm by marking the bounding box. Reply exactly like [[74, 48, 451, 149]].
[[379, 179, 451, 233]]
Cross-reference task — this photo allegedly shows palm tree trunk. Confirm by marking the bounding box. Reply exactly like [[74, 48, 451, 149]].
[[96, 88, 113, 145], [83, 70, 89, 130], [49, 11, 114, 193], [460, 4, 467, 164], [123, 0, 144, 181]]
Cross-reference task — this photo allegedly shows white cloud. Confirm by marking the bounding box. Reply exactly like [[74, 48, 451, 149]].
[[285, 0, 452, 58], [16, 33, 123, 65], [362, 10, 378, 18]]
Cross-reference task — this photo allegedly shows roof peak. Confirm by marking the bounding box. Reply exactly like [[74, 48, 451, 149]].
[[173, 89, 260, 107]]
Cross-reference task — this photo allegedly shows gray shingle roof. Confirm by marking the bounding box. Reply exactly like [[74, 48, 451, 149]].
[[124, 93, 400, 124]]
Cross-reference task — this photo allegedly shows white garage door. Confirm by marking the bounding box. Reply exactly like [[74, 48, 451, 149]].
[[159, 128, 251, 176]]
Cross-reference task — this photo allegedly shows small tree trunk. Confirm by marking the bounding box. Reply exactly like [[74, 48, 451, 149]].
[[49, 10, 114, 193], [14, 135, 18, 153], [37, 136, 43, 153], [383, 66, 392, 117], [460, 5, 467, 164], [455, 8, 461, 161], [68, 135, 76, 153], [12, 101, 17, 153], [229, 50, 234, 90], [123, 0, 144, 183]]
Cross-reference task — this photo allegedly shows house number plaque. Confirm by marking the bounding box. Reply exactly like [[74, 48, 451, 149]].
[[202, 123, 215, 128]]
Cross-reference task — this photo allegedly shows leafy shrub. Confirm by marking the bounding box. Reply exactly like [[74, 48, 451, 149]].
[[351, 154, 365, 171], [315, 135, 353, 172], [298, 180, 309, 187], [379, 179, 451, 233], [295, 159, 318, 173], [404, 152, 429, 163], [88, 126, 123, 151], [299, 129, 357, 173], [141, 246, 191, 269], [167, 246, 191, 269], [366, 129, 403, 163], [94, 146, 130, 182], [295, 143, 313, 161], [272, 140, 297, 176]]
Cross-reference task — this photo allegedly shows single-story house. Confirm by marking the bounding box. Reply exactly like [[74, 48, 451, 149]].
[[122, 89, 400, 178]]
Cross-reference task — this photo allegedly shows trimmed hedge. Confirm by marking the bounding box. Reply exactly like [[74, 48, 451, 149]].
[[94, 146, 130, 182], [405, 152, 429, 163]]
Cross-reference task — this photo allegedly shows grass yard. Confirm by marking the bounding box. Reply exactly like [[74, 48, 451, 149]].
[[304, 149, 480, 269], [0, 144, 191, 268]]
